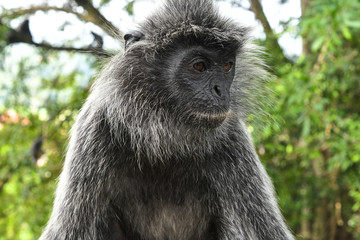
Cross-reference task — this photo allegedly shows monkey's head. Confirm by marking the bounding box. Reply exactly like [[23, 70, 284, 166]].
[[96, 0, 268, 161], [120, 0, 257, 129]]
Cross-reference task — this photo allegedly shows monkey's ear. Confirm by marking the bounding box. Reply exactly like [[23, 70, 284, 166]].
[[124, 30, 145, 49]]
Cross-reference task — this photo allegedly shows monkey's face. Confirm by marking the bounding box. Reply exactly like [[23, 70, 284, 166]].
[[167, 45, 236, 128]]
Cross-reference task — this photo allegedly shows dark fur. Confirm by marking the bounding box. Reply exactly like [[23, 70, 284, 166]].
[[40, 0, 294, 239]]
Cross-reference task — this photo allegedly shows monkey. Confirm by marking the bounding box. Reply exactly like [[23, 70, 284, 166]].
[[40, 0, 294, 239]]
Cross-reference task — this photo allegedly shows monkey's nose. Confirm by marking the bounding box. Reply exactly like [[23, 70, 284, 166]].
[[213, 85, 222, 97], [211, 83, 230, 108]]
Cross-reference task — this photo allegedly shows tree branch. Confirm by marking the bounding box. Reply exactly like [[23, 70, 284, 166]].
[[73, 0, 122, 39], [33, 41, 111, 57], [1, 5, 85, 21], [250, 0, 273, 36], [249, 0, 287, 61], [1, 3, 123, 40], [7, 27, 111, 57]]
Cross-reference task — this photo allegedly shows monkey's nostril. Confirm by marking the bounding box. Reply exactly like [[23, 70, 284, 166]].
[[214, 85, 222, 97]]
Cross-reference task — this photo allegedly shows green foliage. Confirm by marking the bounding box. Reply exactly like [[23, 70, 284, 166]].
[[0, 45, 96, 239], [255, 0, 360, 238]]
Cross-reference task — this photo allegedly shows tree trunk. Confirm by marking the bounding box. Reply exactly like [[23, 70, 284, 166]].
[[249, 0, 286, 61], [301, 0, 312, 55], [300, 205, 311, 239], [312, 203, 327, 240]]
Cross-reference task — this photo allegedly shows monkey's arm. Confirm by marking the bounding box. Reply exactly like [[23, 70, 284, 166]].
[[212, 122, 294, 240], [40, 107, 128, 240]]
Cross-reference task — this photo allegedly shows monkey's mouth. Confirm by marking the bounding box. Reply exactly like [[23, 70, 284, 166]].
[[192, 110, 233, 127]]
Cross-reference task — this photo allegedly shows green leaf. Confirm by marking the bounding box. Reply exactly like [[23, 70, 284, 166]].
[[125, 1, 135, 15], [344, 20, 360, 28], [341, 27, 352, 40], [311, 36, 325, 52], [302, 117, 311, 137]]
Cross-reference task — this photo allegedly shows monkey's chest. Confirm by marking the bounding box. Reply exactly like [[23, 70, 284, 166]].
[[122, 195, 211, 239]]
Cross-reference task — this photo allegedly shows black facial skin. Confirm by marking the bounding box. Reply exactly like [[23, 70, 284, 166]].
[[168, 46, 236, 128]]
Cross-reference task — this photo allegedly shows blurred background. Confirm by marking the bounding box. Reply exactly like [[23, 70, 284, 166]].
[[0, 0, 359, 239]]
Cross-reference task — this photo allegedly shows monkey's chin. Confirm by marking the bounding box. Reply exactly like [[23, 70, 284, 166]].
[[192, 110, 233, 128]]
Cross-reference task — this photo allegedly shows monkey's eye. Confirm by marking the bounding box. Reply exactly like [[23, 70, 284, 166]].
[[193, 62, 206, 72], [223, 62, 233, 72]]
